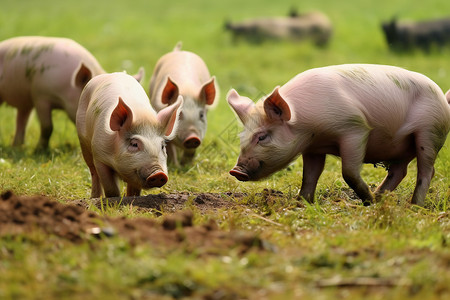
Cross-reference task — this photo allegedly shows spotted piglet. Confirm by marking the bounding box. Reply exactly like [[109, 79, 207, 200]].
[[76, 72, 182, 198], [228, 64, 450, 206], [149, 43, 218, 166]]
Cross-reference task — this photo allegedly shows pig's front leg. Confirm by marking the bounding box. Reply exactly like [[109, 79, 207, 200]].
[[180, 148, 196, 165], [126, 184, 142, 197], [89, 166, 103, 198], [94, 161, 120, 197], [79, 140, 103, 198], [13, 107, 33, 147], [166, 142, 179, 167], [339, 132, 373, 205], [299, 153, 326, 202]]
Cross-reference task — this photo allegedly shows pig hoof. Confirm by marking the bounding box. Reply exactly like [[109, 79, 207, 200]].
[[183, 137, 201, 149], [146, 172, 168, 188], [362, 199, 372, 206], [229, 169, 250, 181]]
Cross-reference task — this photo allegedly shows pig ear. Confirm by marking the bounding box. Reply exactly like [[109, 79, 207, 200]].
[[173, 41, 183, 51], [161, 76, 179, 105], [74, 63, 93, 88], [264, 87, 291, 122], [200, 76, 217, 107], [157, 95, 183, 139], [227, 89, 254, 124], [110, 97, 133, 131], [133, 67, 145, 83]]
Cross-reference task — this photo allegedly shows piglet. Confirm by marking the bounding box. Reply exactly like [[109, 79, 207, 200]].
[[0, 36, 106, 150], [149, 42, 218, 165], [227, 64, 450, 206], [76, 72, 182, 198]]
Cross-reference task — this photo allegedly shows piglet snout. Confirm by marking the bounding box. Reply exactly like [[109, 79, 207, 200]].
[[183, 135, 201, 149], [146, 171, 168, 188], [230, 157, 261, 181], [229, 168, 250, 181]]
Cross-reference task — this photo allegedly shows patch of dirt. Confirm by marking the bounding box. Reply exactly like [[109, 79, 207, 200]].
[[0, 191, 269, 254], [70, 191, 247, 214], [69, 188, 287, 214]]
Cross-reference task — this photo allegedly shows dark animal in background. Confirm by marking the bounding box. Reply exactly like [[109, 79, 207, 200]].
[[225, 11, 332, 46], [382, 17, 450, 51]]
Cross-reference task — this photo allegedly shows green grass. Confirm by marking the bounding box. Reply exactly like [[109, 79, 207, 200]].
[[1, 0, 450, 299]]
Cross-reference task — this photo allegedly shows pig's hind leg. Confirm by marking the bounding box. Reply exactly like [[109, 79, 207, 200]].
[[410, 129, 443, 206]]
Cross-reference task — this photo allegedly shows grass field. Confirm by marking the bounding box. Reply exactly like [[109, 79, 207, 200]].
[[0, 0, 449, 299]]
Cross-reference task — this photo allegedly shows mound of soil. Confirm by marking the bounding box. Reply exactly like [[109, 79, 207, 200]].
[[69, 189, 286, 215], [70, 191, 246, 215], [0, 191, 267, 254]]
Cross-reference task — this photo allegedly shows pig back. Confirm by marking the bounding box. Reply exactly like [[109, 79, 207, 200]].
[[0, 36, 105, 110], [280, 64, 449, 137]]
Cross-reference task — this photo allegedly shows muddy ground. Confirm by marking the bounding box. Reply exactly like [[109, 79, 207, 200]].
[[0, 190, 282, 254]]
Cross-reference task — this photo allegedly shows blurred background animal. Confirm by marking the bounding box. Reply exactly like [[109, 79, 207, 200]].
[[382, 16, 450, 51], [225, 9, 332, 46]]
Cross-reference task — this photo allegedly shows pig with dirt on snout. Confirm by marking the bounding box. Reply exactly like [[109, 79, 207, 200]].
[[0, 36, 108, 150], [149, 42, 218, 166], [76, 72, 182, 198], [227, 64, 450, 207]]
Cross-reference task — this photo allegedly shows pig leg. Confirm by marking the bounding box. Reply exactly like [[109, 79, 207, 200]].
[[374, 159, 412, 199], [126, 184, 141, 197], [78, 141, 103, 198], [12, 108, 33, 146], [166, 142, 179, 166], [94, 161, 120, 197], [89, 166, 103, 198], [411, 132, 439, 206], [34, 99, 53, 150], [339, 132, 373, 205], [299, 153, 326, 202], [181, 149, 196, 165]]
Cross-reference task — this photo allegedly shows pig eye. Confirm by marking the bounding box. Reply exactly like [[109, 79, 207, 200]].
[[161, 140, 166, 151], [257, 133, 269, 144], [199, 111, 205, 121]]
